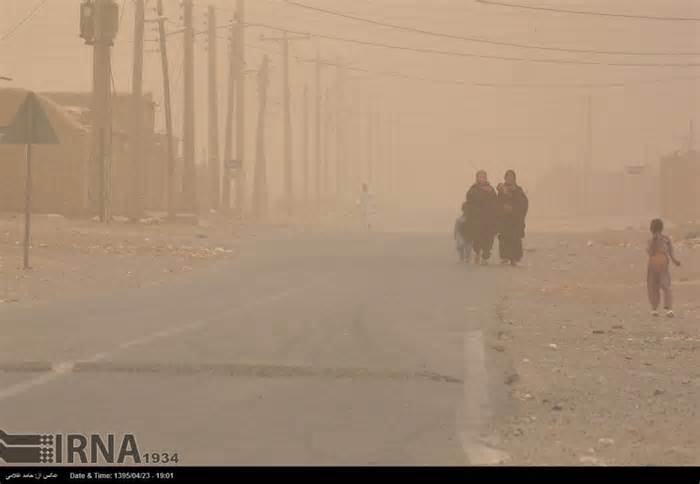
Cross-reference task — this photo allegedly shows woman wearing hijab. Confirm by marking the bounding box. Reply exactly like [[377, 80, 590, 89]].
[[496, 170, 529, 266], [465, 170, 498, 265]]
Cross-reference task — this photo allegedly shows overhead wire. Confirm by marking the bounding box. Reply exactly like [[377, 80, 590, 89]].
[[283, 0, 700, 56]]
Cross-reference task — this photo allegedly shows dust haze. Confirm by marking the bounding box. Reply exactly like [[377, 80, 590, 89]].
[[0, 0, 698, 469]]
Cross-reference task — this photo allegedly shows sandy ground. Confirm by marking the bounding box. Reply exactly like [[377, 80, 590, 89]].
[[487, 226, 700, 466], [0, 212, 257, 304]]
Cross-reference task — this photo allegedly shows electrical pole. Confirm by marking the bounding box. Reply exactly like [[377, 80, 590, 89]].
[[87, 0, 118, 222], [222, 17, 237, 212], [182, 0, 197, 214], [367, 102, 373, 186], [583, 92, 592, 215], [334, 61, 344, 201], [155, 0, 176, 220], [260, 31, 310, 215], [314, 40, 322, 208], [207, 6, 220, 210], [252, 55, 270, 219], [129, 0, 145, 222], [234, 0, 246, 217], [282, 31, 293, 215], [323, 87, 331, 200], [302, 83, 309, 206]]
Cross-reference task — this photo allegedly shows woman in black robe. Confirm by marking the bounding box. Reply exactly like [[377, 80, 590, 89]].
[[465, 170, 498, 265], [497, 170, 529, 266]]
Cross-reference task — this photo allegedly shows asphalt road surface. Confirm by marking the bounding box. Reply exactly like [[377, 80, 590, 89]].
[[0, 231, 513, 465]]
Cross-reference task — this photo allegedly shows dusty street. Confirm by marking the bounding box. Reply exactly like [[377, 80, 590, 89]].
[[0, 220, 697, 465], [0, 228, 513, 465]]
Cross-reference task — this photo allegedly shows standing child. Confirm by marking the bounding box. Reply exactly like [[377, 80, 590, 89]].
[[647, 218, 681, 317], [454, 202, 472, 262]]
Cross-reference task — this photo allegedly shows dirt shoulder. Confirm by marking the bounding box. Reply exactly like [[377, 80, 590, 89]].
[[0, 212, 281, 305], [487, 227, 699, 466]]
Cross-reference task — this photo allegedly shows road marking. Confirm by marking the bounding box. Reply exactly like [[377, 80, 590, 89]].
[[458, 330, 510, 465], [0, 274, 335, 403]]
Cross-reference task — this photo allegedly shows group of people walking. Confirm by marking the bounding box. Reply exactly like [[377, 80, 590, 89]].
[[454, 169, 529, 266]]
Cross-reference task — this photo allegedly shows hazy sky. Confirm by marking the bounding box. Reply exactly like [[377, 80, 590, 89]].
[[2, 0, 699, 208]]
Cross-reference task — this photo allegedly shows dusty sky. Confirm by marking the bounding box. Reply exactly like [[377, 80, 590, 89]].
[[1, 0, 699, 211]]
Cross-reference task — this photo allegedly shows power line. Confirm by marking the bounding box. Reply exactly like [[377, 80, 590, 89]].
[[0, 0, 49, 41], [238, 34, 700, 89], [283, 0, 700, 56], [339, 64, 700, 90], [475, 0, 700, 22], [245, 22, 700, 68]]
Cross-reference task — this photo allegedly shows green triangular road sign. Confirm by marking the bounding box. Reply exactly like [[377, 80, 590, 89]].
[[1, 92, 59, 145]]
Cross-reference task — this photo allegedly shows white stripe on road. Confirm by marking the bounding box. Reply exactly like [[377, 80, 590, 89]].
[[458, 330, 510, 465], [0, 275, 334, 403]]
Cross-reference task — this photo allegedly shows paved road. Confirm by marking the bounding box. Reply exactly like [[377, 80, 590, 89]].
[[0, 231, 512, 465]]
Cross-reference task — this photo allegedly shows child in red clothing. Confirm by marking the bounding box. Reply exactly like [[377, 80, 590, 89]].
[[647, 219, 681, 318]]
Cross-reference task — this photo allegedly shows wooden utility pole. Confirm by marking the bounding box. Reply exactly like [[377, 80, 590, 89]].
[[129, 0, 145, 222], [252, 55, 270, 219], [582, 92, 592, 215], [334, 62, 344, 201], [367, 102, 373, 186], [155, 0, 176, 220], [314, 41, 322, 207], [222, 18, 237, 211], [322, 87, 331, 199], [90, 0, 117, 223], [282, 31, 293, 214], [302, 83, 309, 205], [182, 0, 197, 213], [261, 31, 310, 215], [234, 0, 246, 217], [207, 6, 220, 210]]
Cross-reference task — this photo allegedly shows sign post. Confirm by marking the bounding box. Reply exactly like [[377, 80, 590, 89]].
[[0, 92, 59, 270]]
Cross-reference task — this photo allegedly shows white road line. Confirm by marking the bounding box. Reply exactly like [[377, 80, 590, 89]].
[[458, 330, 510, 466], [0, 274, 335, 403]]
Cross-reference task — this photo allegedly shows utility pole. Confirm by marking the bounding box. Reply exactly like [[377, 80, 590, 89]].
[[234, 0, 246, 217], [252, 55, 270, 219], [129, 0, 145, 222], [84, 0, 119, 222], [322, 87, 331, 199], [282, 32, 293, 214], [222, 18, 237, 211], [314, 40, 322, 208], [334, 61, 344, 201], [260, 31, 310, 215], [207, 6, 220, 210], [182, 0, 197, 214], [582, 92, 592, 215], [302, 83, 309, 205], [155, 0, 176, 220], [367, 102, 373, 186]]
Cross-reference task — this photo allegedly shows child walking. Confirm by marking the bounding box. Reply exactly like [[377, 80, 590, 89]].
[[647, 219, 681, 318], [454, 202, 472, 262]]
